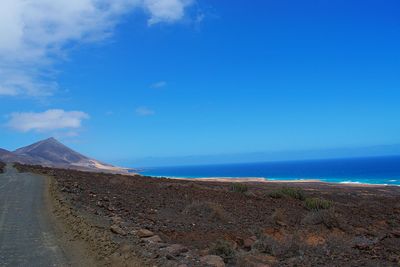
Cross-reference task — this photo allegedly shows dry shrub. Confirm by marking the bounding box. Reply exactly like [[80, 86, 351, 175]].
[[188, 182, 207, 190], [275, 236, 301, 258], [253, 235, 278, 255], [302, 209, 341, 229], [183, 201, 228, 221], [230, 183, 249, 193], [209, 239, 236, 263], [254, 235, 300, 258], [271, 209, 286, 225], [324, 235, 352, 255], [269, 187, 306, 200], [305, 197, 333, 210], [268, 190, 284, 199]]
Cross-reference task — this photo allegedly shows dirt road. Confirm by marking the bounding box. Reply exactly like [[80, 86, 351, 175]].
[[0, 164, 69, 266]]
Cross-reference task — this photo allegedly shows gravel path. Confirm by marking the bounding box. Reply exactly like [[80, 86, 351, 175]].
[[0, 164, 69, 267]]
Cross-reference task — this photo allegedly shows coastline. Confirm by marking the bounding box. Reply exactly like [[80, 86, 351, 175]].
[[134, 156, 400, 187], [141, 174, 399, 187]]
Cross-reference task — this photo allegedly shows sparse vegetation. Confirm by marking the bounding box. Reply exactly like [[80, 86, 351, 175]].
[[302, 209, 340, 229], [271, 209, 286, 225], [253, 234, 278, 254], [209, 239, 236, 263], [254, 235, 300, 258], [305, 197, 333, 210], [18, 164, 400, 266], [268, 190, 284, 199], [269, 187, 306, 200], [230, 183, 248, 193], [183, 201, 228, 221]]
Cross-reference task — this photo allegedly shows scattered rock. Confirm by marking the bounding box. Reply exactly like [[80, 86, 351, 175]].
[[107, 206, 116, 211], [352, 236, 377, 250], [200, 255, 225, 267], [166, 254, 176, 260], [199, 249, 210, 256], [239, 254, 277, 266], [110, 224, 127, 236], [137, 229, 154, 238], [391, 230, 400, 238], [22, 162, 400, 267], [143, 235, 162, 243], [119, 243, 132, 253], [165, 244, 188, 256], [276, 220, 287, 227], [244, 236, 257, 249], [111, 216, 123, 224]]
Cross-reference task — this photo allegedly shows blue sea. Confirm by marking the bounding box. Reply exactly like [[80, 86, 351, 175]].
[[137, 156, 400, 186]]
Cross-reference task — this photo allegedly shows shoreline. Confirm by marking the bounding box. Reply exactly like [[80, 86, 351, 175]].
[[141, 174, 400, 187]]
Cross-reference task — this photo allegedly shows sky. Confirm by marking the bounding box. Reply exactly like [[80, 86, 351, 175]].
[[1, 0, 400, 167]]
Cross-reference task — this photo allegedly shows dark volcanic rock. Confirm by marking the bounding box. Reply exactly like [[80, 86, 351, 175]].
[[165, 244, 188, 256], [200, 255, 225, 267], [110, 224, 127, 236], [137, 229, 154, 238], [16, 164, 400, 267]]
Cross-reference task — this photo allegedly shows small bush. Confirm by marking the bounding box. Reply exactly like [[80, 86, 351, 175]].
[[305, 198, 333, 210], [254, 235, 300, 258], [302, 209, 340, 229], [269, 187, 305, 200], [253, 235, 278, 255], [183, 201, 228, 221], [210, 239, 236, 263], [281, 188, 306, 200], [268, 191, 284, 199], [271, 209, 286, 225], [230, 183, 248, 193]]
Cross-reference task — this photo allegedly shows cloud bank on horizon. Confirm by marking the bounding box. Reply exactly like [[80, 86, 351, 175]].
[[0, 0, 194, 97]]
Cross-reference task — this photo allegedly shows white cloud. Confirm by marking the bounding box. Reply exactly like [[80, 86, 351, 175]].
[[7, 109, 90, 132], [145, 0, 193, 25], [136, 106, 155, 116], [0, 0, 195, 97], [150, 81, 167, 89]]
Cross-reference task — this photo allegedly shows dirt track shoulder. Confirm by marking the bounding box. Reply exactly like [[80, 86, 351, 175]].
[[48, 175, 152, 267]]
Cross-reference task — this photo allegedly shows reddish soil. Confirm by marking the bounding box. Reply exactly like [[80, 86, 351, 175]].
[[15, 164, 400, 267]]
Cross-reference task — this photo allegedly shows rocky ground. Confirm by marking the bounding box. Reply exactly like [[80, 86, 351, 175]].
[[15, 164, 400, 267], [0, 161, 5, 173]]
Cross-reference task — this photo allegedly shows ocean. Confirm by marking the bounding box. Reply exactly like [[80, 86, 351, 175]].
[[137, 156, 400, 186]]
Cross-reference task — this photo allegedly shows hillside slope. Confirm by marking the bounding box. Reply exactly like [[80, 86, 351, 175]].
[[0, 138, 126, 173]]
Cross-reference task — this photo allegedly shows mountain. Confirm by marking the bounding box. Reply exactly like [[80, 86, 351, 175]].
[[1, 138, 126, 173], [15, 137, 90, 165], [0, 148, 18, 162], [0, 148, 38, 164]]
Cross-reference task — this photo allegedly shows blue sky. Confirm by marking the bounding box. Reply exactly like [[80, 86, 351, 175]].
[[1, 0, 400, 166]]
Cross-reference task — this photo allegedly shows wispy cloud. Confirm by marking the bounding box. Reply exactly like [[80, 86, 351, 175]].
[[136, 106, 155, 116], [150, 81, 167, 89], [0, 0, 195, 97], [6, 109, 90, 132], [145, 0, 194, 26]]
